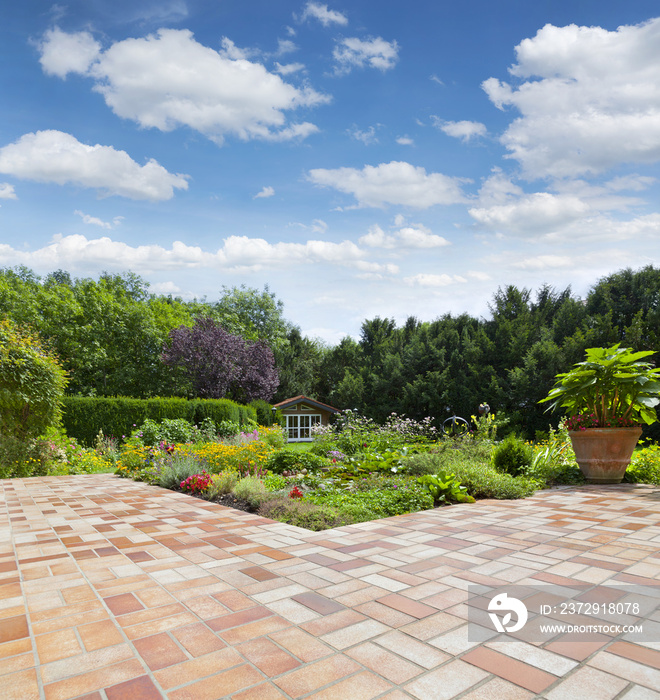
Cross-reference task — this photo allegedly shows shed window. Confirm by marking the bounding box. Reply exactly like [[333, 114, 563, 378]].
[[286, 414, 320, 441]]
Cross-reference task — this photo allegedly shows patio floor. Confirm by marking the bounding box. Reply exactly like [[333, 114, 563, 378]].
[[1, 474, 660, 700]]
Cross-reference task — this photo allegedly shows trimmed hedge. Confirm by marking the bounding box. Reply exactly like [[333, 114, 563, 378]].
[[62, 396, 257, 446], [249, 399, 284, 427]]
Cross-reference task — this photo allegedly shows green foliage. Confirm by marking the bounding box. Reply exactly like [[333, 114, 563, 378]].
[[208, 471, 240, 496], [625, 442, 660, 485], [61, 396, 256, 446], [417, 472, 475, 504], [258, 497, 349, 531], [135, 418, 199, 445], [523, 425, 584, 485], [406, 448, 537, 499], [249, 399, 282, 426], [263, 474, 288, 491], [266, 449, 329, 474], [215, 420, 242, 438], [491, 435, 533, 477], [540, 344, 660, 426], [0, 317, 69, 476], [232, 475, 267, 506], [157, 454, 207, 490], [306, 476, 434, 519]]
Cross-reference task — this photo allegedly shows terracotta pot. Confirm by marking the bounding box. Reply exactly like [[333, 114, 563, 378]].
[[569, 427, 642, 484]]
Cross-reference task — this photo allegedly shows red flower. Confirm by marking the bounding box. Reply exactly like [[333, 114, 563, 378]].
[[289, 486, 303, 499]]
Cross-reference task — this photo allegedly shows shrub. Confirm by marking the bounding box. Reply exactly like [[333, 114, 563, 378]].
[[232, 475, 267, 506], [406, 450, 537, 499], [61, 396, 256, 446], [0, 317, 68, 477], [208, 471, 240, 496], [135, 418, 199, 446], [216, 420, 241, 438], [266, 449, 329, 474], [491, 435, 533, 477], [158, 454, 207, 490], [258, 496, 349, 530], [625, 442, 660, 484]]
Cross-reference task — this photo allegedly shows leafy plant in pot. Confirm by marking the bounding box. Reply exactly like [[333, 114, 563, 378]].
[[539, 345, 660, 483]]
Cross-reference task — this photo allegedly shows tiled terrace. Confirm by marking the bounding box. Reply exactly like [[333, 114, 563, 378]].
[[1, 475, 660, 700]]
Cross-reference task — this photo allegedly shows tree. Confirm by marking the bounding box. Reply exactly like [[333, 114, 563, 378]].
[[213, 284, 290, 352], [0, 317, 68, 476], [161, 317, 279, 402]]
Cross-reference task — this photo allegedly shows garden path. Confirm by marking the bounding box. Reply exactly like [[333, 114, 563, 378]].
[[1, 475, 660, 699]]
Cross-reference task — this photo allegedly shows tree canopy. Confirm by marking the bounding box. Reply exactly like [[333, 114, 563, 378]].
[[1, 264, 658, 439]]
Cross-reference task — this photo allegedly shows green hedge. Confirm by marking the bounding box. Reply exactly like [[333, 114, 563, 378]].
[[62, 396, 257, 446]]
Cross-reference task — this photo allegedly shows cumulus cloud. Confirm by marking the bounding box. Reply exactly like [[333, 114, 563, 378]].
[[308, 161, 467, 208], [469, 192, 590, 236], [38, 28, 329, 145], [254, 186, 275, 199], [0, 130, 188, 201], [38, 27, 101, 78], [483, 18, 660, 178], [396, 136, 414, 146], [432, 118, 487, 142], [0, 232, 379, 274], [0, 183, 17, 199], [300, 2, 348, 27], [360, 222, 450, 249], [333, 36, 399, 74]]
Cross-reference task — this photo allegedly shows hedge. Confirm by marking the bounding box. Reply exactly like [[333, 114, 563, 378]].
[[62, 396, 258, 446]]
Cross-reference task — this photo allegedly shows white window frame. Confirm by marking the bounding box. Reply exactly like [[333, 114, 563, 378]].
[[286, 414, 321, 441]]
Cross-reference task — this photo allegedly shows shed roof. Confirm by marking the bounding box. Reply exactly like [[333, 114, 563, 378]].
[[272, 395, 341, 413]]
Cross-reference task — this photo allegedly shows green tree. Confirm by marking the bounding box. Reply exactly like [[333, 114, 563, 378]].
[[0, 317, 68, 476]]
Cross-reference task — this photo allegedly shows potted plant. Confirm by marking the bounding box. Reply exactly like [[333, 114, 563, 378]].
[[539, 344, 660, 483]]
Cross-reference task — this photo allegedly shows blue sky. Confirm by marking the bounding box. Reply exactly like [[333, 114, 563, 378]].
[[1, 1, 659, 343]]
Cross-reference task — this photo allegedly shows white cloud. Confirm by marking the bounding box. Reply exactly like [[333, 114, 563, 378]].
[[360, 222, 450, 249], [275, 61, 305, 75], [476, 170, 524, 207], [300, 2, 348, 27], [348, 125, 378, 145], [511, 254, 574, 270], [308, 161, 467, 208], [39, 28, 329, 145], [0, 183, 17, 199], [0, 233, 377, 274], [0, 130, 188, 201], [396, 136, 414, 146], [433, 118, 487, 142], [276, 38, 298, 56], [468, 192, 590, 236], [254, 186, 275, 199], [151, 281, 184, 296], [397, 225, 450, 248], [359, 224, 396, 248], [38, 26, 101, 78], [333, 37, 399, 74], [404, 273, 467, 287], [483, 18, 660, 178], [75, 210, 112, 228]]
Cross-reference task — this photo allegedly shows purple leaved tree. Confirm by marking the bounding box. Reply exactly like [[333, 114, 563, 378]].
[[161, 317, 279, 401]]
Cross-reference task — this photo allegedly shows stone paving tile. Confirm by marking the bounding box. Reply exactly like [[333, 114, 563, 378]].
[[2, 475, 660, 698]]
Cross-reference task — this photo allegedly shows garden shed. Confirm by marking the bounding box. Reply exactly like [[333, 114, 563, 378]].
[[272, 395, 341, 442]]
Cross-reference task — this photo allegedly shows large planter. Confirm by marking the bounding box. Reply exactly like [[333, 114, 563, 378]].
[[569, 427, 642, 484]]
